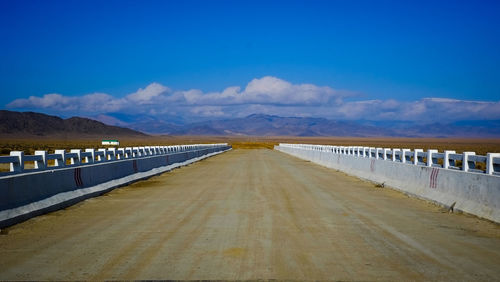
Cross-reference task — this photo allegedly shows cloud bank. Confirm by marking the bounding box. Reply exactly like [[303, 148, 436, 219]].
[[6, 76, 500, 123]]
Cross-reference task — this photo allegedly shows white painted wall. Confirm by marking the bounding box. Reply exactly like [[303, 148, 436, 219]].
[[276, 143, 500, 223]]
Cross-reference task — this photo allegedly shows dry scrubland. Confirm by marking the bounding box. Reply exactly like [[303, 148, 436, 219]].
[[1, 136, 499, 156]]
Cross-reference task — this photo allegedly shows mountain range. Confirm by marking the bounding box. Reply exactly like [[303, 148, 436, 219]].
[[1, 110, 499, 138], [92, 113, 500, 138], [0, 110, 145, 138], [160, 114, 392, 137]]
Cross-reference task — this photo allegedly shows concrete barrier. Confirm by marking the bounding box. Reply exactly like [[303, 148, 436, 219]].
[[0, 144, 231, 228], [275, 143, 500, 223]]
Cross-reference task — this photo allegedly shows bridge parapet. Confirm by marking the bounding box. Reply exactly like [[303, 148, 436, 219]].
[[0, 143, 230, 228], [1, 143, 228, 175], [278, 143, 500, 175], [276, 143, 500, 223]]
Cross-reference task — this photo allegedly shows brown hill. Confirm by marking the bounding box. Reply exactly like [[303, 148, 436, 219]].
[[0, 110, 147, 138]]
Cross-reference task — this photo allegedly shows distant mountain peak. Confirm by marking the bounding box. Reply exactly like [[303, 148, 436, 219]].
[[246, 113, 279, 119]]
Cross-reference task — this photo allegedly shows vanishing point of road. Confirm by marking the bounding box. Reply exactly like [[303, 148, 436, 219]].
[[0, 149, 499, 280]]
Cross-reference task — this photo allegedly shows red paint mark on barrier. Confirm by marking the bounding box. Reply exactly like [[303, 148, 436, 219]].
[[133, 160, 138, 173], [370, 160, 375, 172], [429, 168, 439, 189], [74, 167, 83, 187]]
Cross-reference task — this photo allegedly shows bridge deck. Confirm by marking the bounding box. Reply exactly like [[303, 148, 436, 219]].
[[0, 149, 499, 280]]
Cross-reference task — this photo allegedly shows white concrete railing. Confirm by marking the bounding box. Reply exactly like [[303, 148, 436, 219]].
[[0, 143, 228, 175], [0, 143, 231, 228], [279, 143, 500, 176]]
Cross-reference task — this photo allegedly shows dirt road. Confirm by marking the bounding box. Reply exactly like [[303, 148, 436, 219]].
[[0, 149, 499, 280]]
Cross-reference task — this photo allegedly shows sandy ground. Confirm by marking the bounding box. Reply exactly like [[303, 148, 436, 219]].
[[0, 149, 499, 280]]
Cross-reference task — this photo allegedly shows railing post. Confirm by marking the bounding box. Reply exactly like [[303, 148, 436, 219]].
[[401, 149, 411, 163], [125, 147, 132, 158], [55, 150, 66, 167], [85, 149, 95, 163], [70, 149, 81, 165], [34, 150, 47, 169], [486, 153, 500, 175], [414, 149, 423, 165], [427, 149, 438, 167], [383, 148, 390, 160], [9, 151, 24, 172], [108, 148, 116, 160], [132, 147, 139, 157], [462, 152, 475, 172], [392, 149, 401, 162], [443, 150, 455, 169], [116, 148, 125, 160], [98, 149, 107, 161]]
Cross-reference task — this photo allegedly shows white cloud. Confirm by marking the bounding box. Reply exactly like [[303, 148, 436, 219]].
[[126, 83, 170, 104], [5, 76, 500, 122], [242, 76, 339, 105], [161, 76, 342, 106], [8, 93, 73, 110], [399, 98, 500, 121], [6, 93, 118, 113], [80, 93, 120, 112]]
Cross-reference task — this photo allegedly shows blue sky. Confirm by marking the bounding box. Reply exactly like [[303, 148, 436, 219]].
[[1, 0, 499, 123]]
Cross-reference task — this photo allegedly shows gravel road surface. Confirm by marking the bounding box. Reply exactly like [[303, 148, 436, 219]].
[[0, 149, 499, 280]]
